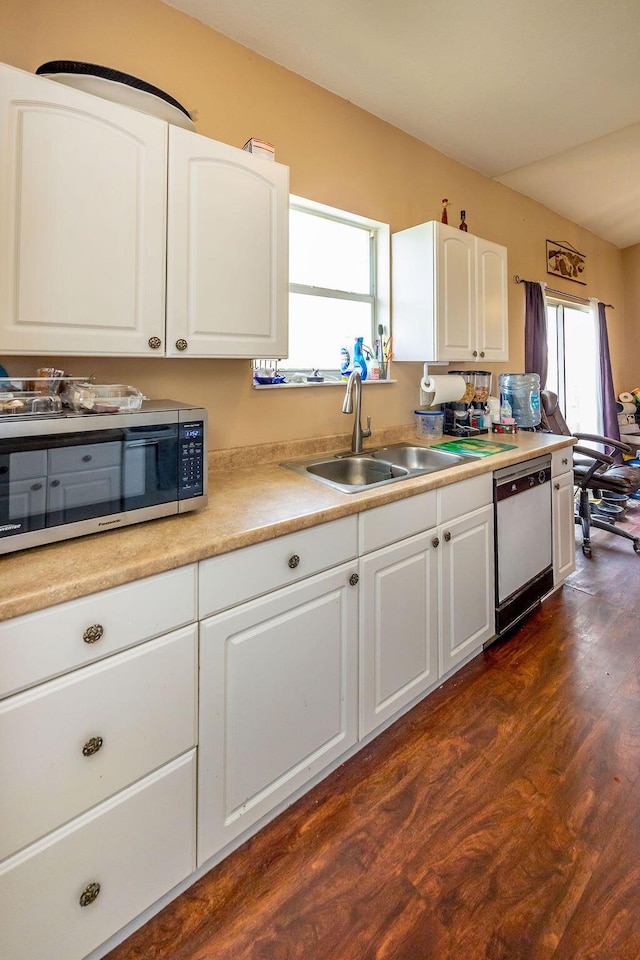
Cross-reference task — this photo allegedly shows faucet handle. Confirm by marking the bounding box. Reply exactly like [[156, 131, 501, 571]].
[[363, 416, 372, 438]]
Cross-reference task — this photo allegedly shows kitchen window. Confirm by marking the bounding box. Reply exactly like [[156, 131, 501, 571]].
[[257, 197, 389, 379]]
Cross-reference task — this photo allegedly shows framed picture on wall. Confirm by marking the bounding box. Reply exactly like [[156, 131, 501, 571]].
[[546, 240, 586, 284]]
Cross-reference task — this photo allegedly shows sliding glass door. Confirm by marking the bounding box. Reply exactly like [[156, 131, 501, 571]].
[[546, 300, 601, 434]]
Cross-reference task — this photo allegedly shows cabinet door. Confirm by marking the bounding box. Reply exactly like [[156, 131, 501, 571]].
[[435, 224, 475, 360], [167, 126, 289, 358], [198, 563, 358, 865], [359, 532, 438, 739], [476, 236, 509, 361], [0, 64, 167, 356], [440, 504, 495, 675], [553, 470, 576, 584]]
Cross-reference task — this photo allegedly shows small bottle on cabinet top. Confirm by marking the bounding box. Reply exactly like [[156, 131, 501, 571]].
[[441, 199, 449, 224], [459, 210, 468, 231]]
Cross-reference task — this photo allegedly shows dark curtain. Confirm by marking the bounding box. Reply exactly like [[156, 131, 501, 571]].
[[524, 281, 548, 389], [597, 301, 621, 448]]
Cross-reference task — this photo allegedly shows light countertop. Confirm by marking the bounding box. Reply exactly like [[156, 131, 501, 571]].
[[0, 429, 574, 622]]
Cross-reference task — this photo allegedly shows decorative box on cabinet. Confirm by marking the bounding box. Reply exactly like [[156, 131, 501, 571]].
[[0, 61, 289, 358], [392, 220, 508, 362], [0, 566, 198, 960]]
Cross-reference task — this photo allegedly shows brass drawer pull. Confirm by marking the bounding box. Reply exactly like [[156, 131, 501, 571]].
[[82, 736, 104, 757], [349, 572, 359, 586], [432, 537, 439, 548], [444, 531, 452, 542], [288, 554, 300, 569], [79, 882, 101, 907], [83, 624, 104, 644]]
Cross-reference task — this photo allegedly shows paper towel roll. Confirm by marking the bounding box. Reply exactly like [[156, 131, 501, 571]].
[[619, 392, 635, 404], [616, 400, 636, 414], [421, 374, 467, 405]]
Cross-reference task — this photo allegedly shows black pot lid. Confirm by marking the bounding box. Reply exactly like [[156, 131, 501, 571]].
[[36, 60, 195, 131]]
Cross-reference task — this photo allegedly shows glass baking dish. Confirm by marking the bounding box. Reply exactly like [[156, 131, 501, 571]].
[[61, 382, 147, 413]]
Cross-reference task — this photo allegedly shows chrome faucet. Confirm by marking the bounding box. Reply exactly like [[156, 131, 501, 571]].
[[342, 369, 371, 454]]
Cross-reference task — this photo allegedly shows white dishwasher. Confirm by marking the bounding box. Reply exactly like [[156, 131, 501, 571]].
[[494, 455, 554, 636]]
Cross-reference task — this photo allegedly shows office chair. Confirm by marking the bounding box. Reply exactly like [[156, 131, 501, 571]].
[[541, 390, 640, 557]]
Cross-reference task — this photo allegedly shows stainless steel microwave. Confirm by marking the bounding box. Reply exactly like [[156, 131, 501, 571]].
[[0, 400, 207, 554]]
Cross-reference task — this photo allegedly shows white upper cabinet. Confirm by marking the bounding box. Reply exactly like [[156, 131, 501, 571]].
[[0, 62, 289, 358], [0, 63, 167, 356], [167, 127, 288, 358], [392, 220, 508, 362]]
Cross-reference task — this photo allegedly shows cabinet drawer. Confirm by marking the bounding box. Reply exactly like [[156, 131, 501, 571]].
[[0, 752, 196, 960], [0, 625, 197, 861], [198, 516, 358, 617], [359, 490, 437, 554], [552, 447, 573, 477], [438, 473, 492, 524], [0, 564, 197, 698]]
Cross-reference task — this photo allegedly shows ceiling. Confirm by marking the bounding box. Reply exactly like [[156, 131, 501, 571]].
[[162, 0, 640, 249]]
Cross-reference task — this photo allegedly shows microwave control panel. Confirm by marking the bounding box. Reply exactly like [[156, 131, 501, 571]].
[[179, 420, 205, 498]]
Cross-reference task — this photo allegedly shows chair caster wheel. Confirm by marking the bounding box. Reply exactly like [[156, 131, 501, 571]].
[[582, 544, 592, 558]]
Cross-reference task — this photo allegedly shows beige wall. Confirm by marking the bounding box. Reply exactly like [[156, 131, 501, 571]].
[[1, 0, 631, 449]]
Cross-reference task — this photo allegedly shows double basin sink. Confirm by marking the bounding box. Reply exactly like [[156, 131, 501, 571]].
[[283, 442, 472, 494]]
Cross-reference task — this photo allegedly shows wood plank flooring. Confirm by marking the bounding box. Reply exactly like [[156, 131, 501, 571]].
[[105, 502, 640, 960]]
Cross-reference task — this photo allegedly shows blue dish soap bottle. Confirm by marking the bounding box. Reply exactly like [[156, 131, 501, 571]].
[[353, 337, 367, 380]]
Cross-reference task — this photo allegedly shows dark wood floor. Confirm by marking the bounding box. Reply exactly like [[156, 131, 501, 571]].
[[105, 502, 640, 960]]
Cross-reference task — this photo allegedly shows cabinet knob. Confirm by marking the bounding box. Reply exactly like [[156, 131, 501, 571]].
[[444, 531, 452, 542], [31, 482, 43, 491], [82, 736, 104, 757], [288, 554, 300, 569], [432, 536, 440, 548], [554, 482, 560, 490], [79, 882, 101, 907], [82, 454, 92, 463], [148, 336, 162, 350], [479, 351, 485, 358], [175, 339, 188, 352], [349, 572, 359, 586], [562, 457, 568, 466], [83, 624, 104, 644], [472, 351, 478, 358]]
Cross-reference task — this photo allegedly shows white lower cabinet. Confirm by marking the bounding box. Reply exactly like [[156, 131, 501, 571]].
[[438, 503, 495, 675], [0, 752, 196, 960], [359, 531, 439, 738], [197, 562, 358, 866], [551, 450, 576, 584], [0, 566, 198, 960], [359, 476, 495, 738]]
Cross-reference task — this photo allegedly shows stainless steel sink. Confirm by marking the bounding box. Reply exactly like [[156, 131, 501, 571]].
[[282, 442, 472, 494], [370, 444, 470, 472]]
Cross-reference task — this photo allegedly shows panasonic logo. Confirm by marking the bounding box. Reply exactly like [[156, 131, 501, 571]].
[[98, 518, 123, 528], [0, 523, 22, 533]]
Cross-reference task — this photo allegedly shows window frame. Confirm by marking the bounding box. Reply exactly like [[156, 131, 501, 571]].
[[281, 195, 390, 375]]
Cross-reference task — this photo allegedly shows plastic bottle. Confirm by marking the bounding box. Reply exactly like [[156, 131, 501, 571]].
[[352, 337, 367, 380], [340, 343, 352, 380], [499, 396, 513, 423], [499, 373, 541, 428]]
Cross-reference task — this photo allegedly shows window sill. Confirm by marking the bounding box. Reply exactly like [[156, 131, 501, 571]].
[[252, 378, 397, 390]]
